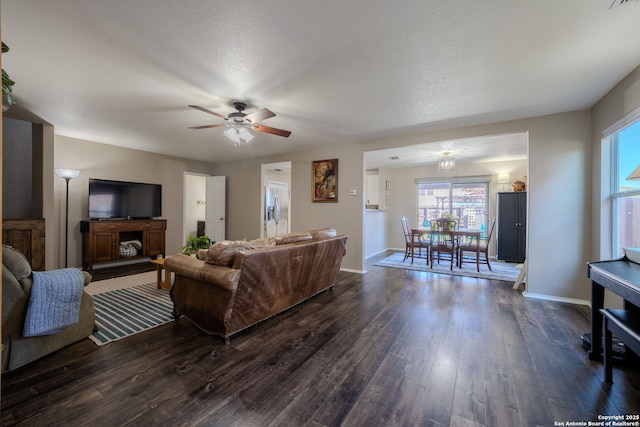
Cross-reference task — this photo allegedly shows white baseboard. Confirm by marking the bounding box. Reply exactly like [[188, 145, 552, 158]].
[[340, 267, 366, 274], [522, 291, 590, 306], [365, 248, 404, 260]]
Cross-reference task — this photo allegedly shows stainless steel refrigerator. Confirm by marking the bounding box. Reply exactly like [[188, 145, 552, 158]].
[[265, 181, 290, 238]]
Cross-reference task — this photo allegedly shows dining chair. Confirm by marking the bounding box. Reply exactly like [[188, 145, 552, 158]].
[[429, 217, 459, 270], [401, 216, 428, 263], [459, 218, 496, 272]]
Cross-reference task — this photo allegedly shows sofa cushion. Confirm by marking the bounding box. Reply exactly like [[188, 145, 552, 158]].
[[206, 241, 252, 267], [275, 232, 313, 245], [205, 238, 275, 267], [249, 237, 276, 247], [310, 228, 337, 240]]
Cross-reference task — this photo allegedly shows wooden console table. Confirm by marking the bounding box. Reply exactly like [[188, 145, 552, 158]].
[[81, 219, 166, 273], [586, 257, 640, 361]]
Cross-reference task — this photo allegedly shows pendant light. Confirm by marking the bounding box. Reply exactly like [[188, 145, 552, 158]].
[[438, 152, 455, 172]]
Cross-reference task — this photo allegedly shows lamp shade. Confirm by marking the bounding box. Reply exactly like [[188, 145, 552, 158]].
[[55, 168, 80, 179], [626, 164, 640, 180], [497, 173, 510, 183]]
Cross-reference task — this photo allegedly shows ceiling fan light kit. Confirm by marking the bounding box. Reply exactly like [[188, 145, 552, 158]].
[[188, 101, 291, 145], [224, 125, 254, 146]]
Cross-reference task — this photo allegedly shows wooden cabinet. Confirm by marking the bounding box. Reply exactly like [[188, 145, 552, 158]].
[[93, 226, 118, 263], [137, 220, 166, 256], [81, 219, 166, 272], [496, 192, 526, 263], [2, 219, 46, 271]]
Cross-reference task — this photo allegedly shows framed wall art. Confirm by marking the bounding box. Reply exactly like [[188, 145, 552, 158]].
[[312, 159, 338, 202]]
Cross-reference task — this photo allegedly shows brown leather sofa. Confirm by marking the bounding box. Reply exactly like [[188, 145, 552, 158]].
[[164, 229, 347, 343], [2, 244, 95, 373]]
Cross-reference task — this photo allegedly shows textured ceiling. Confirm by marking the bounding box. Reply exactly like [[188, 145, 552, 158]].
[[2, 1, 640, 166]]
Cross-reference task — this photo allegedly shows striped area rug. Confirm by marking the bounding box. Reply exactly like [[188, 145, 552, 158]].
[[89, 282, 174, 346]]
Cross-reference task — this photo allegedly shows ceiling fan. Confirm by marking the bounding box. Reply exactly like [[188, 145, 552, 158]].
[[188, 102, 292, 140]]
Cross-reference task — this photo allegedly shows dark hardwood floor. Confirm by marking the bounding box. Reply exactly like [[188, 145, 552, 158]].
[[89, 261, 156, 281], [2, 251, 639, 426]]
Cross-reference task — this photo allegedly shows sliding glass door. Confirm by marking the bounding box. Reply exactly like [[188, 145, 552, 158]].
[[417, 180, 489, 233]]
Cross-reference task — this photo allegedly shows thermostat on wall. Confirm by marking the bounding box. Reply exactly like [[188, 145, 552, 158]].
[[349, 190, 357, 196]]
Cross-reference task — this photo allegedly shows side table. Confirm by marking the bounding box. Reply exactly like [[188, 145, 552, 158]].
[[150, 258, 172, 290]]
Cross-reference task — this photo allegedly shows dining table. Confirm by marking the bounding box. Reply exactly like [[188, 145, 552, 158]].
[[410, 228, 483, 269]]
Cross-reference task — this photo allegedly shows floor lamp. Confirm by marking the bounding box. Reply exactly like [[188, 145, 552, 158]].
[[55, 168, 80, 267]]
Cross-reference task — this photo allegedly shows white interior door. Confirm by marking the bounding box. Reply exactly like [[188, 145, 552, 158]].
[[265, 181, 289, 238], [206, 176, 226, 242]]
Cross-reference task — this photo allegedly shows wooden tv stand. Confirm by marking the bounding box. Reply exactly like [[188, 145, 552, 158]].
[[81, 219, 166, 273]]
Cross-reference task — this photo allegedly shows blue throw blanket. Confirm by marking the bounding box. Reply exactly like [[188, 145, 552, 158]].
[[23, 268, 85, 337]]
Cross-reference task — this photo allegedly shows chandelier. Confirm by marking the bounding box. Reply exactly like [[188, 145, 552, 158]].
[[438, 152, 455, 171]]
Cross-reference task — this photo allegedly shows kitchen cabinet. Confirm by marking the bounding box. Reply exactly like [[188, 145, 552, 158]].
[[366, 168, 390, 211]]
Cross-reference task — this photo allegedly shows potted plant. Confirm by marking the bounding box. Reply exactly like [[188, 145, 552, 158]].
[[2, 41, 16, 109], [181, 235, 212, 258]]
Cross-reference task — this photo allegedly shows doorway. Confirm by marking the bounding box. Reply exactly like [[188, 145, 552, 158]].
[[183, 172, 207, 247], [183, 172, 226, 247], [261, 161, 292, 238]]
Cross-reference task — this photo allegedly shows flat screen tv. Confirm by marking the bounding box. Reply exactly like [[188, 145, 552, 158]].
[[88, 178, 162, 219]]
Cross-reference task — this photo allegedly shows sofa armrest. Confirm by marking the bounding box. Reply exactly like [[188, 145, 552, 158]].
[[164, 254, 240, 293], [82, 271, 92, 287]]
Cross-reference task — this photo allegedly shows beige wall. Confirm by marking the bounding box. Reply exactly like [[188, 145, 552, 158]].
[[53, 111, 591, 301], [380, 158, 528, 255], [49, 64, 640, 302], [213, 143, 365, 273], [212, 109, 593, 301], [590, 65, 640, 307], [53, 136, 214, 268], [591, 65, 640, 260], [356, 110, 592, 302]]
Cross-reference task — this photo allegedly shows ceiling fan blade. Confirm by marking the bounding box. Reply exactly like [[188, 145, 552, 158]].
[[253, 124, 292, 138], [244, 108, 276, 123], [188, 124, 227, 130], [188, 105, 227, 120]]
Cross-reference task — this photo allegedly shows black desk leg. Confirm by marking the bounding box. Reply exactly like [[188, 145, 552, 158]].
[[589, 281, 605, 361]]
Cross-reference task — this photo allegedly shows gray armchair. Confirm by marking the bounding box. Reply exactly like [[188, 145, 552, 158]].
[[2, 244, 96, 373]]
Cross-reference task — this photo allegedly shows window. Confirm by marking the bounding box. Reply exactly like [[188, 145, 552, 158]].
[[416, 177, 490, 234], [611, 119, 640, 256]]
